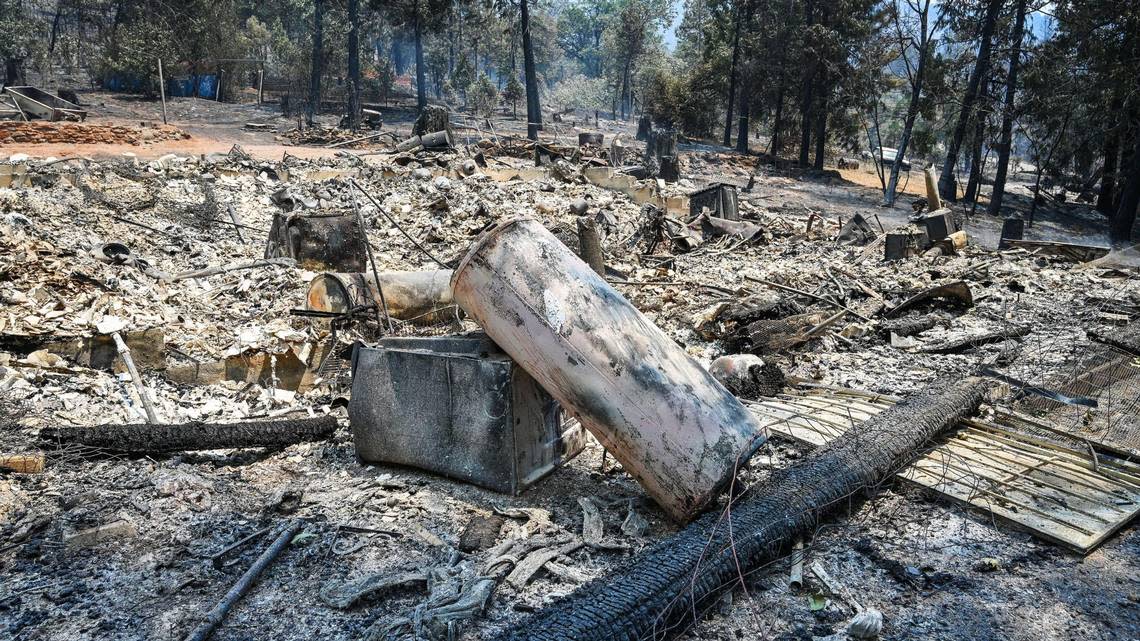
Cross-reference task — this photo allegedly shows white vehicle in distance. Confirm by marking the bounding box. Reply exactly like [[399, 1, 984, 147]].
[[876, 146, 912, 172]]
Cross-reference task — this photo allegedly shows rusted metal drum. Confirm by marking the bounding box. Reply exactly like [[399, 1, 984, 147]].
[[451, 218, 767, 522], [306, 270, 456, 325]]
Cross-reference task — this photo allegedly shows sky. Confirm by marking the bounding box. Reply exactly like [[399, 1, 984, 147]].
[[658, 1, 1057, 54], [662, 0, 685, 51]]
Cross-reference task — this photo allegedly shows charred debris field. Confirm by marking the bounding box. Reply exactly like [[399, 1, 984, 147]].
[[0, 118, 1137, 641]]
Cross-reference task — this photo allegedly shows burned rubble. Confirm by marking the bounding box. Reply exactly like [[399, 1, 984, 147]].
[[1, 113, 1139, 641]]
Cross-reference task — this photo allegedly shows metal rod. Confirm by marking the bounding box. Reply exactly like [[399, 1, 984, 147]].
[[157, 59, 168, 125], [182, 520, 302, 641], [348, 179, 448, 268], [349, 189, 394, 332]]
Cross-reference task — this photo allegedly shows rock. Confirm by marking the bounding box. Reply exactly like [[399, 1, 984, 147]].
[[432, 176, 452, 191], [63, 520, 138, 548], [569, 198, 588, 216], [709, 354, 786, 398], [412, 168, 432, 181], [847, 608, 883, 639]]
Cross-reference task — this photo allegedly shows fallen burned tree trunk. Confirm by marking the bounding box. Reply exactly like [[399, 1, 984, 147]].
[[40, 416, 337, 453], [490, 377, 988, 641]]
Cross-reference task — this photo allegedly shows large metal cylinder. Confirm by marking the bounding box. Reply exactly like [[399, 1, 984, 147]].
[[451, 218, 767, 522], [306, 270, 456, 325]]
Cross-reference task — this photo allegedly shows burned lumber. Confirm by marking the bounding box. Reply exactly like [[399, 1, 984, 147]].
[[488, 377, 988, 641], [183, 520, 302, 641], [919, 326, 1030, 354], [40, 416, 337, 453], [878, 314, 940, 338], [1089, 319, 1140, 356]]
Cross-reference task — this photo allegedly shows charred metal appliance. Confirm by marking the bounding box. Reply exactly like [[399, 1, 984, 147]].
[[349, 335, 586, 494], [689, 183, 739, 221], [265, 212, 367, 273]]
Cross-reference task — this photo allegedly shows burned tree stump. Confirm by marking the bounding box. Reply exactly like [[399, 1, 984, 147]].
[[40, 416, 338, 453], [489, 377, 989, 641], [576, 216, 605, 276], [264, 212, 368, 273], [635, 115, 652, 142], [412, 105, 451, 137]]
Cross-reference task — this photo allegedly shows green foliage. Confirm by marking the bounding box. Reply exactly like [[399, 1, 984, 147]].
[[504, 74, 525, 113], [467, 74, 499, 117], [452, 53, 475, 100], [639, 61, 721, 137], [0, 0, 37, 65]]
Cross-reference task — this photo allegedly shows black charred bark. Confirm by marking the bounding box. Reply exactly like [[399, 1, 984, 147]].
[[40, 417, 338, 453]]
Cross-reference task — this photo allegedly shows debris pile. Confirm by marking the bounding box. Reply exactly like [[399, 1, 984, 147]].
[[1, 125, 1138, 641], [0, 121, 190, 145]]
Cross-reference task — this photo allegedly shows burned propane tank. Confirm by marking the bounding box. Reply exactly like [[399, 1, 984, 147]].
[[305, 270, 458, 325], [450, 218, 767, 522]]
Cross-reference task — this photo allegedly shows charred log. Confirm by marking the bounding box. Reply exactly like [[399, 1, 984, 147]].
[[40, 416, 337, 453], [489, 377, 988, 641], [879, 314, 940, 338]]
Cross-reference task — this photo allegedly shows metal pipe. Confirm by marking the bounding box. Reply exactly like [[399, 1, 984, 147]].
[[306, 270, 455, 325], [450, 218, 767, 522]]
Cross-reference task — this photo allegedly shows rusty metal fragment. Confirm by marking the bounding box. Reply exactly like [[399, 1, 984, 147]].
[[689, 183, 739, 221], [264, 212, 368, 272], [305, 270, 456, 324]]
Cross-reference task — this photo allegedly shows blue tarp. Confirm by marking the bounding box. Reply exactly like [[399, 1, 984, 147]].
[[105, 75, 145, 92], [196, 74, 218, 100], [168, 76, 196, 98]]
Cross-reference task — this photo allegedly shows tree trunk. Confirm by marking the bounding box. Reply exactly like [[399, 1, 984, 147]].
[[938, 0, 1002, 201], [1110, 130, 1140, 244], [735, 65, 750, 153], [307, 0, 324, 126], [964, 99, 987, 204], [521, 0, 541, 140], [813, 91, 827, 170], [346, 0, 361, 129], [885, 2, 934, 207], [986, 0, 1028, 218], [415, 1, 427, 113], [40, 417, 338, 454], [3, 58, 19, 87], [723, 1, 743, 148], [797, 1, 816, 167], [48, 6, 64, 54], [771, 84, 785, 163], [1097, 91, 1126, 215]]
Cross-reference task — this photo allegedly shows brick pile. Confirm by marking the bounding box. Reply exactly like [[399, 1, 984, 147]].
[[0, 121, 190, 145]]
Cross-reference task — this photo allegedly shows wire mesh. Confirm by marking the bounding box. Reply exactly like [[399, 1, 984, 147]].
[[1009, 342, 1140, 455]]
